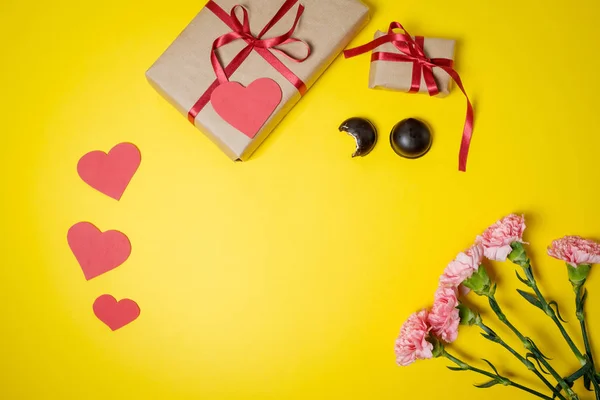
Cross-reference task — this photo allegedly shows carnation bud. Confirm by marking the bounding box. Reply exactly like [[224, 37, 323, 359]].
[[462, 266, 493, 296], [508, 242, 528, 265], [457, 304, 479, 326], [430, 336, 445, 358], [567, 263, 591, 291]]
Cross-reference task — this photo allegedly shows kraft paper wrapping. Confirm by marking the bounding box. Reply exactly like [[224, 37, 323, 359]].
[[369, 31, 456, 97], [146, 0, 370, 161]]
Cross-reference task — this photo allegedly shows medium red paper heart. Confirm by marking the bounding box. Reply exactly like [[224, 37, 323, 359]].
[[67, 222, 131, 280], [77, 142, 141, 200], [210, 78, 283, 139], [93, 295, 140, 331]]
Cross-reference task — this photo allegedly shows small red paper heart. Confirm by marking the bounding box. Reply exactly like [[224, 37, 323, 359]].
[[77, 142, 141, 200], [93, 295, 140, 331], [67, 222, 131, 280], [211, 78, 283, 139]]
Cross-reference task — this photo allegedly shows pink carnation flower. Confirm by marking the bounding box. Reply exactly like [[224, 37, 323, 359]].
[[428, 287, 460, 343], [439, 243, 484, 289], [548, 236, 600, 267], [395, 310, 433, 366], [477, 214, 526, 261]]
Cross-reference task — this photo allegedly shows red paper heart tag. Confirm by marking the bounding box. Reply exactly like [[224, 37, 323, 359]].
[[77, 143, 141, 200], [67, 222, 131, 280], [210, 78, 282, 139], [93, 295, 140, 331]]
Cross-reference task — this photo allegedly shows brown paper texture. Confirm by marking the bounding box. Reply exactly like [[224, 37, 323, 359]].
[[369, 31, 455, 97], [146, 0, 370, 161]]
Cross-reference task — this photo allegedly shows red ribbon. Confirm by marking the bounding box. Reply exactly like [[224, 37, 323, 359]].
[[187, 0, 310, 125], [344, 22, 474, 172]]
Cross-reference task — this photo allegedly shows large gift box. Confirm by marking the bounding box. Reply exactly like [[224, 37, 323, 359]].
[[146, 0, 370, 161]]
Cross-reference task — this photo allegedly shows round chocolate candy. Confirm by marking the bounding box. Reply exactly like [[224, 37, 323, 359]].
[[390, 118, 432, 159], [338, 117, 377, 157]]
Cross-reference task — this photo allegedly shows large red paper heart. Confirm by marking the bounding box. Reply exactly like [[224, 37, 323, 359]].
[[93, 295, 140, 331], [77, 142, 141, 200], [67, 222, 131, 280], [211, 78, 283, 139]]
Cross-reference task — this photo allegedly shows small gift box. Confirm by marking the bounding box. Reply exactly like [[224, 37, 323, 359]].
[[369, 31, 455, 96], [146, 0, 370, 161], [344, 22, 474, 172]]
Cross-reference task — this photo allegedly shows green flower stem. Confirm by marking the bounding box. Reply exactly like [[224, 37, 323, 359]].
[[574, 282, 600, 398], [476, 319, 566, 400], [575, 282, 594, 366], [530, 270, 585, 363], [443, 351, 554, 400], [487, 293, 579, 400], [510, 244, 586, 364], [578, 305, 593, 364], [509, 243, 600, 397]]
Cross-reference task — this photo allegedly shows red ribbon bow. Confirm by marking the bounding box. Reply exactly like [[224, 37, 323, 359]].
[[344, 22, 474, 172], [188, 0, 310, 124]]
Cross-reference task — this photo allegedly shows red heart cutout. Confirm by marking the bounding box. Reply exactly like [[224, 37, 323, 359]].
[[67, 222, 131, 280], [93, 295, 140, 331], [210, 78, 282, 139], [77, 142, 141, 200]]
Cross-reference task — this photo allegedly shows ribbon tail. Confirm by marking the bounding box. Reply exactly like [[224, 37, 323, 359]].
[[442, 66, 474, 172], [459, 100, 475, 172]]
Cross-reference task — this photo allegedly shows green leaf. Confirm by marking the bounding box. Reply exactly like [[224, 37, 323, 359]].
[[528, 339, 552, 360], [447, 366, 464, 371], [549, 301, 567, 323], [576, 288, 588, 316], [582, 288, 588, 306], [478, 322, 494, 335], [480, 331, 501, 343], [526, 353, 549, 374], [481, 359, 500, 375], [515, 270, 531, 286], [475, 380, 500, 389], [488, 296, 503, 316], [517, 289, 544, 310], [523, 338, 552, 360]]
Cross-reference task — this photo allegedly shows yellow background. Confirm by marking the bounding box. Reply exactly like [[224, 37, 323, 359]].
[[2, 0, 600, 398]]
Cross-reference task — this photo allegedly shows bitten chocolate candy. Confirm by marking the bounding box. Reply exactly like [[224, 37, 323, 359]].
[[390, 118, 432, 159], [338, 117, 377, 157]]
